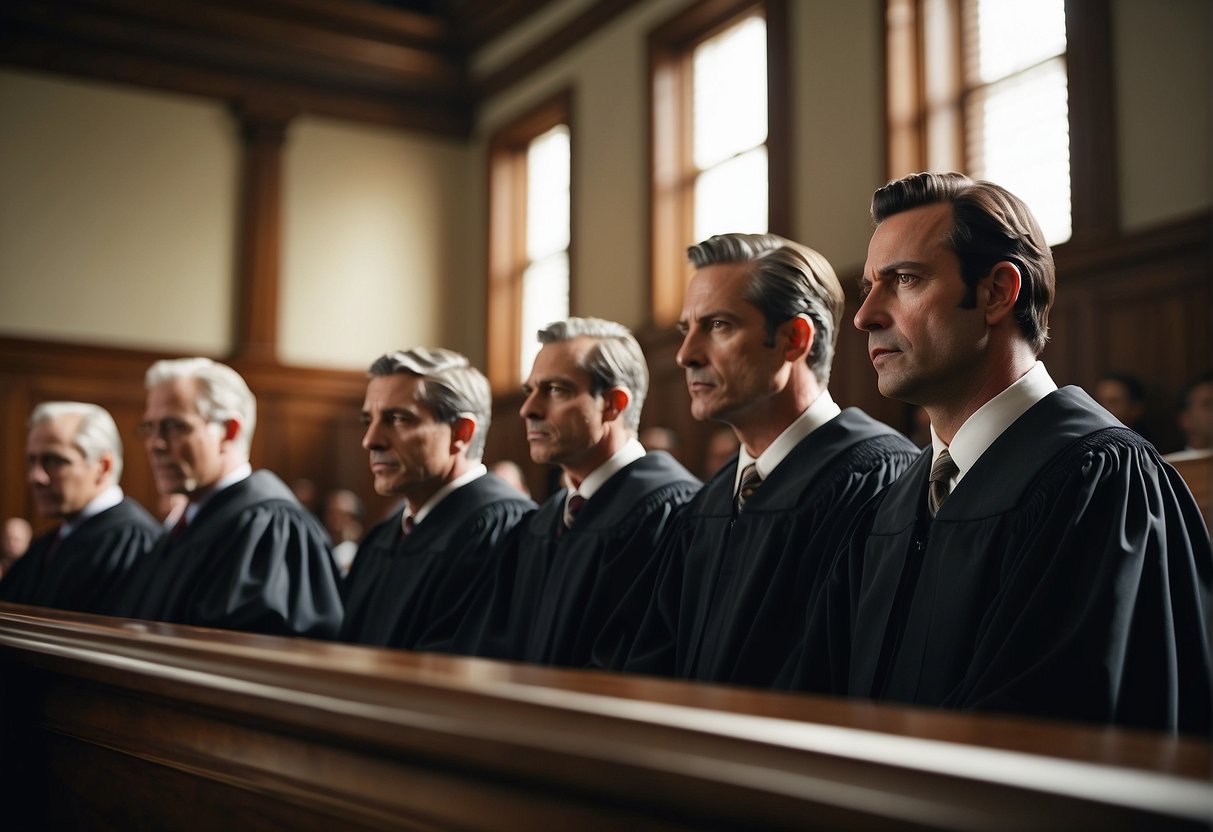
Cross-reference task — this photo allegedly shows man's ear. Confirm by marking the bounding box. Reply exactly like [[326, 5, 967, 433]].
[[781, 314, 814, 363], [602, 387, 630, 423], [94, 451, 114, 484], [451, 417, 476, 451], [983, 261, 1021, 326], [221, 418, 242, 443]]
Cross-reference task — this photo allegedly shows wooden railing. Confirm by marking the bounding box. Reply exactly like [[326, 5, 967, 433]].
[[1, 604, 1210, 831]]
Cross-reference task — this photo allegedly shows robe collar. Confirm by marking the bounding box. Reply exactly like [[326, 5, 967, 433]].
[[734, 389, 841, 496], [185, 463, 252, 524]]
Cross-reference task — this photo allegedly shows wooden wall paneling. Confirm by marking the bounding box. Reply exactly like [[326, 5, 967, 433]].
[[0, 338, 387, 539], [0, 376, 33, 529]]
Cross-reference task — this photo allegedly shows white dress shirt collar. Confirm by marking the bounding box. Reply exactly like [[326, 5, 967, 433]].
[[930, 361, 1057, 487], [405, 463, 488, 531], [59, 484, 124, 539], [185, 462, 252, 524], [734, 389, 842, 495], [568, 438, 647, 507]]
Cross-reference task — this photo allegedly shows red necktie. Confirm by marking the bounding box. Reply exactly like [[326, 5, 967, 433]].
[[560, 493, 586, 535]]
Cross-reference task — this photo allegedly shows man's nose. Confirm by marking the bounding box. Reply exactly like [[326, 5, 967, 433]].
[[675, 329, 702, 368]]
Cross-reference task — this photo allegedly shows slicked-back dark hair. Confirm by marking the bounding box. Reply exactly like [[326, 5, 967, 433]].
[[871, 172, 1055, 354], [687, 233, 844, 386]]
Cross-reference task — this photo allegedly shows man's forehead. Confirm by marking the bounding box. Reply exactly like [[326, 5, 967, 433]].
[[26, 418, 82, 454], [684, 262, 752, 311], [146, 377, 201, 411], [869, 203, 953, 259], [365, 373, 427, 407], [531, 338, 593, 379]]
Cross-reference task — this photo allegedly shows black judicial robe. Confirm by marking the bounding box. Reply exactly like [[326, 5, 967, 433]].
[[0, 499, 161, 613], [101, 471, 344, 638], [621, 409, 918, 686], [338, 473, 535, 650], [819, 387, 1212, 733], [455, 451, 701, 667]]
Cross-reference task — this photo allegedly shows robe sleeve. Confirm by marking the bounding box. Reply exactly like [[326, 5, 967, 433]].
[[192, 505, 344, 639], [583, 494, 688, 670], [944, 442, 1212, 733]]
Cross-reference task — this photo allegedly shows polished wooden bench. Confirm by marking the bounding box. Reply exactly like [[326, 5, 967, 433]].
[[1, 604, 1209, 830]]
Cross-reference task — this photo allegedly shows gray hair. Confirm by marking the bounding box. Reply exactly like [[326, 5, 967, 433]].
[[537, 317, 649, 434], [145, 358, 257, 454], [368, 348, 492, 462], [29, 401, 125, 483], [687, 233, 844, 386]]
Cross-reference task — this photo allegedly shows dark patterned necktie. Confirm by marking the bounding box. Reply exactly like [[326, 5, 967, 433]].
[[735, 463, 762, 513], [563, 493, 587, 530], [928, 448, 959, 516]]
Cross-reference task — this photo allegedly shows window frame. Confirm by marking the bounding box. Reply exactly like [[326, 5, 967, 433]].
[[648, 0, 790, 328], [883, 0, 1117, 245], [485, 88, 574, 392]]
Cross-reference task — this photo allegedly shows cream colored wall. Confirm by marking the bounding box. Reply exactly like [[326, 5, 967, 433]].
[[280, 117, 471, 369], [791, 0, 884, 273], [0, 69, 471, 370], [0, 69, 237, 355], [1114, 0, 1212, 231]]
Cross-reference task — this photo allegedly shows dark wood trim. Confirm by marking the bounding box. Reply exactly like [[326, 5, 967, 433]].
[[2, 607, 1210, 830], [452, 0, 560, 52], [1065, 0, 1120, 241], [233, 99, 296, 366], [0, 0, 471, 136], [471, 0, 650, 101], [765, 0, 792, 236], [648, 0, 788, 328], [485, 88, 575, 392], [1052, 210, 1210, 277]]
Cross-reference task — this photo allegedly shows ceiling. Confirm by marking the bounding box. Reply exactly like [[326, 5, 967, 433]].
[[0, 0, 565, 135]]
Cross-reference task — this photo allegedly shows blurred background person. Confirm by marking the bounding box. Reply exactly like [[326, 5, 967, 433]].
[[1094, 371, 1151, 442], [323, 488, 365, 578], [1, 517, 33, 580], [1, 402, 160, 612]]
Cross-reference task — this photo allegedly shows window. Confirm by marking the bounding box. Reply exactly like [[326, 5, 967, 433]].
[[887, 0, 1079, 245], [487, 91, 572, 389], [650, 0, 789, 326]]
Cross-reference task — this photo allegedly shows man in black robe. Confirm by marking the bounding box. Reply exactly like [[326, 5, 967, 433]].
[[101, 358, 343, 638], [813, 171, 1211, 733], [456, 318, 700, 667], [339, 348, 535, 650], [1, 402, 160, 613], [620, 234, 918, 686]]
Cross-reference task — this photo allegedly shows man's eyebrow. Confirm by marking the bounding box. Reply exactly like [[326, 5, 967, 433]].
[[694, 309, 742, 324], [873, 259, 928, 276]]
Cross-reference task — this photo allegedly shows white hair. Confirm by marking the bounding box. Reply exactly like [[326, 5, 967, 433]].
[[29, 401, 124, 483], [145, 358, 257, 454]]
